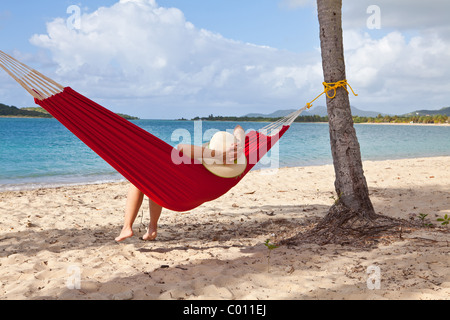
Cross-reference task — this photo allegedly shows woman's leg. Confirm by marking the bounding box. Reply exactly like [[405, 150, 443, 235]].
[[142, 199, 162, 241], [115, 184, 145, 242]]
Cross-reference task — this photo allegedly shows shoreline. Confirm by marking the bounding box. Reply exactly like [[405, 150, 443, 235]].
[[356, 122, 449, 127], [2, 116, 449, 126], [2, 155, 449, 193], [0, 116, 52, 119], [0, 177, 126, 193]]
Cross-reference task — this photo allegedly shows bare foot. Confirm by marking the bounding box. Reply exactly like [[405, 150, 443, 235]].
[[115, 227, 133, 242], [142, 228, 157, 241]]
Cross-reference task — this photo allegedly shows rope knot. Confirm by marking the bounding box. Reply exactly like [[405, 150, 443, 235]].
[[305, 79, 357, 109]]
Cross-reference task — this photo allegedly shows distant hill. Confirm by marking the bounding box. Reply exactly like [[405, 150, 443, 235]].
[[0, 103, 52, 118], [403, 106, 450, 117], [0, 104, 139, 120], [245, 106, 384, 118], [21, 107, 51, 115], [245, 109, 298, 118], [245, 106, 450, 119], [310, 106, 385, 117]]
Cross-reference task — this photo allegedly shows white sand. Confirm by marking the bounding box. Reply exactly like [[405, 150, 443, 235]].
[[0, 156, 449, 300]]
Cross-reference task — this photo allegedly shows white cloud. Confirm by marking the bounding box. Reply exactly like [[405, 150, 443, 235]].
[[344, 29, 450, 114], [289, 0, 450, 114], [16, 0, 450, 118], [343, 0, 450, 109], [29, 0, 321, 118]]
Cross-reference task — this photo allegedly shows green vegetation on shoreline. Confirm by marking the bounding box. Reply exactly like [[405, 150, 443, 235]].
[[2, 102, 448, 124], [188, 114, 329, 123], [0, 104, 52, 118], [186, 113, 449, 124], [353, 114, 448, 124]]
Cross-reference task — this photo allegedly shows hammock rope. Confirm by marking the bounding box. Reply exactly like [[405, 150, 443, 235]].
[[260, 80, 357, 134], [0, 51, 64, 100], [305, 80, 358, 109]]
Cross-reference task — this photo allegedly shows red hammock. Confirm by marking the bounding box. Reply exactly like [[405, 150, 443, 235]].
[[0, 50, 300, 212], [34, 87, 288, 211]]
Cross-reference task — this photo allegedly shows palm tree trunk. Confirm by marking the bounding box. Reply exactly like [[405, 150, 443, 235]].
[[317, 0, 377, 222], [281, 1, 409, 246]]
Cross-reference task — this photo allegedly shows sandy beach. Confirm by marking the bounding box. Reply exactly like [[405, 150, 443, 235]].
[[0, 156, 449, 300]]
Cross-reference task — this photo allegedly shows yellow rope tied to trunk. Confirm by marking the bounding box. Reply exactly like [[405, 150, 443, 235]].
[[305, 80, 358, 109]]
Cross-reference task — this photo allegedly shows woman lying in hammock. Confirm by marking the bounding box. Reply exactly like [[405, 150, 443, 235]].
[[115, 125, 245, 242]]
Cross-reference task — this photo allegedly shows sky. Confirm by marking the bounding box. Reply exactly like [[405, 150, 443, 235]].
[[1, 0, 450, 119]]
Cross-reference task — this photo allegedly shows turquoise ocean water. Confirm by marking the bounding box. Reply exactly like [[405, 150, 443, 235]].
[[1, 118, 449, 191]]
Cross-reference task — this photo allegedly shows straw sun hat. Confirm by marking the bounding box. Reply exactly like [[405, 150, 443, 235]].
[[202, 131, 247, 178]]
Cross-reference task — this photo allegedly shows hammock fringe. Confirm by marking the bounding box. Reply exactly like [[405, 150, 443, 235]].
[[0, 50, 64, 100]]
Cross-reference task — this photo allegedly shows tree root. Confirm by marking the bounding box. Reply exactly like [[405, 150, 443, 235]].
[[279, 203, 417, 248]]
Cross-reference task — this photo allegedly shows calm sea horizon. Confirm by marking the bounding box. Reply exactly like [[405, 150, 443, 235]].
[[1, 118, 449, 191]]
